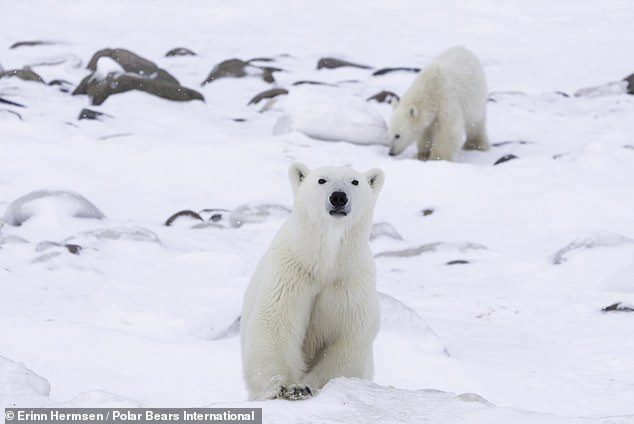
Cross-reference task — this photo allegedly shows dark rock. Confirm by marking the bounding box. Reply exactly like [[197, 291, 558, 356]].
[[201, 58, 282, 85], [78, 108, 112, 121], [198, 208, 231, 223], [0, 67, 45, 83], [0, 97, 25, 107], [209, 213, 224, 222], [292, 80, 334, 87], [232, 118, 247, 122], [446, 260, 470, 265], [73, 48, 204, 105], [372, 67, 421, 76], [88, 73, 203, 105], [165, 47, 197, 57], [247, 88, 289, 105], [10, 40, 57, 49], [493, 154, 518, 165], [202, 58, 248, 82], [491, 140, 533, 147], [86, 48, 168, 78], [554, 91, 571, 98], [0, 110, 23, 120], [421, 208, 434, 217], [36, 241, 82, 255], [624, 73, 634, 95], [601, 302, 634, 313], [338, 79, 362, 85], [165, 210, 204, 227], [97, 133, 134, 141], [247, 57, 276, 63], [317, 57, 372, 70], [366, 90, 399, 104], [48, 79, 74, 93], [65, 244, 82, 255]]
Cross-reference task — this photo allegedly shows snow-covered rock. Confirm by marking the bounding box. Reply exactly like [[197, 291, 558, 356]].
[[65, 226, 161, 245], [226, 378, 627, 424], [3, 190, 105, 227], [275, 86, 388, 145], [0, 356, 50, 408]]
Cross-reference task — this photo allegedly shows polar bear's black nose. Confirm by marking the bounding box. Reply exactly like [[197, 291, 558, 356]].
[[329, 191, 348, 207]]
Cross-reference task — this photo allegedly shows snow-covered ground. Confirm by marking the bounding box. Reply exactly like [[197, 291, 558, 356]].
[[2, 1, 634, 422]]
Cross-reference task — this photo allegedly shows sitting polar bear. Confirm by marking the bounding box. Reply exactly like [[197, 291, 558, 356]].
[[240, 162, 384, 400], [388, 46, 489, 161]]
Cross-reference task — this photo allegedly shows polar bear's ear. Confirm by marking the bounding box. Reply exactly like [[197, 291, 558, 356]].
[[409, 105, 418, 118], [390, 97, 400, 110], [289, 162, 310, 191], [365, 168, 385, 194]]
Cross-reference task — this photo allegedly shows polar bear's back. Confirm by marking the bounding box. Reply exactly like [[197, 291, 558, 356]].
[[405, 46, 487, 121]]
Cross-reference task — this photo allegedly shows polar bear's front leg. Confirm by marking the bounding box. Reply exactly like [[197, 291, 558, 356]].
[[429, 113, 464, 161], [301, 329, 375, 390], [242, 274, 315, 400], [416, 124, 435, 160]]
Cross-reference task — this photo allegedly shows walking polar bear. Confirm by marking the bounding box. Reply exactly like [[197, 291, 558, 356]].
[[240, 162, 384, 400], [388, 46, 489, 161]]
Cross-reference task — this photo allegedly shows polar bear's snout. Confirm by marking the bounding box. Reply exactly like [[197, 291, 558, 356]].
[[328, 190, 350, 216], [388, 134, 407, 157]]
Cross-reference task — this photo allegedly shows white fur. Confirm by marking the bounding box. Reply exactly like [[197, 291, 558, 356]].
[[388, 46, 489, 161], [240, 162, 384, 401]]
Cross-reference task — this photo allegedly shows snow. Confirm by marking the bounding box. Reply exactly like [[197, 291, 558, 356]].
[[2, 0, 634, 422], [92, 57, 125, 80]]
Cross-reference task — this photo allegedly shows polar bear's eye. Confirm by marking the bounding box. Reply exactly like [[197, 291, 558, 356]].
[[351, 180, 359, 186], [318, 178, 327, 184]]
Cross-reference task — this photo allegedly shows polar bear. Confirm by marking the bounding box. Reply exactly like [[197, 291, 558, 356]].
[[388, 46, 489, 161], [240, 162, 384, 401]]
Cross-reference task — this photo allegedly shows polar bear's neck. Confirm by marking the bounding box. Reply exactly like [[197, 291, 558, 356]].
[[278, 213, 371, 283]]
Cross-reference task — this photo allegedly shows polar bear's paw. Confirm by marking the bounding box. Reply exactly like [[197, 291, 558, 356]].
[[274, 384, 313, 401]]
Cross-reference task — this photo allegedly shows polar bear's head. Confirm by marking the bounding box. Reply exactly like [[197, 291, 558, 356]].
[[288, 162, 384, 227], [387, 98, 435, 157]]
